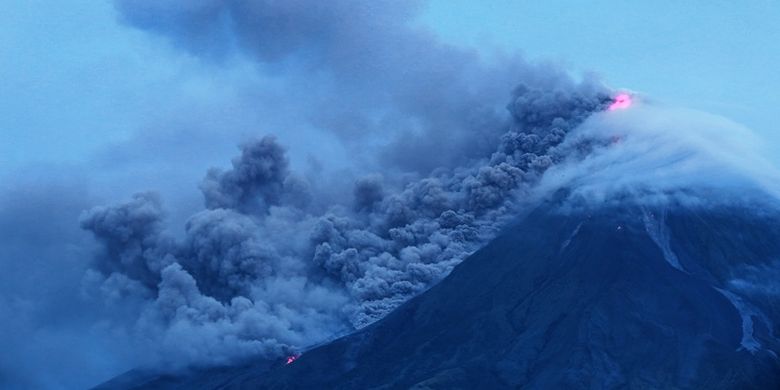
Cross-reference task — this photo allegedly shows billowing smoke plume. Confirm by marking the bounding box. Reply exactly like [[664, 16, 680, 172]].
[[71, 0, 617, 372], [200, 136, 311, 213], [82, 78, 608, 365], [81, 187, 353, 368]]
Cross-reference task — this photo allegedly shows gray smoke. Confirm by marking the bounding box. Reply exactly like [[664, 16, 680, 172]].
[[81, 191, 353, 368], [4, 3, 778, 389], [76, 0, 613, 370], [82, 85, 609, 366], [80, 192, 174, 291], [200, 136, 309, 213], [114, 0, 598, 174]]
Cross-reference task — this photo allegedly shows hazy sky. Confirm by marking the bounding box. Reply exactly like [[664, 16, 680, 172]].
[[3, 0, 778, 174], [422, 0, 780, 154]]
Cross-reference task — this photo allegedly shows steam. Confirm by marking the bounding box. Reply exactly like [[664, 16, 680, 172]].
[[538, 100, 780, 206]]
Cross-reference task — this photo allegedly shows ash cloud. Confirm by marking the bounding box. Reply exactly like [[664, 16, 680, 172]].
[[199, 136, 308, 212], [81, 84, 609, 369], [58, 0, 617, 372], [80, 192, 354, 369], [114, 0, 600, 174], [80, 192, 174, 291], [81, 0, 610, 375]]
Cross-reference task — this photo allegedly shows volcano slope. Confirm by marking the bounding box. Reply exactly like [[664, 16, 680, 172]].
[[100, 198, 780, 389]]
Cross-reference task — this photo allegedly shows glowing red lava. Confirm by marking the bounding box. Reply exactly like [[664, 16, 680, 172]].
[[608, 93, 632, 111], [285, 354, 300, 365]]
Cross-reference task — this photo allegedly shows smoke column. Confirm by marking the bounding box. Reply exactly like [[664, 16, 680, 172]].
[[74, 0, 613, 370]]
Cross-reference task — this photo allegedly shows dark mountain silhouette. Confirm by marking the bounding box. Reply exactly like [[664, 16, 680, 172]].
[[96, 197, 780, 389]]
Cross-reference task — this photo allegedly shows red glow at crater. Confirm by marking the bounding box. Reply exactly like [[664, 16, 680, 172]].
[[608, 93, 632, 111], [285, 354, 300, 365]]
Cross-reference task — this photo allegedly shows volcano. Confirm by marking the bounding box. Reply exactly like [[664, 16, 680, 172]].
[[97, 194, 780, 389]]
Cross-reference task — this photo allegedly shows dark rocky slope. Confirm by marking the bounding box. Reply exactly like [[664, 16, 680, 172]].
[[97, 201, 780, 389]]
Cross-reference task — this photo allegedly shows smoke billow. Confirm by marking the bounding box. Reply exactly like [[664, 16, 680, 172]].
[[199, 136, 311, 213], [80, 192, 173, 291], [62, 0, 618, 371], [82, 80, 608, 367]]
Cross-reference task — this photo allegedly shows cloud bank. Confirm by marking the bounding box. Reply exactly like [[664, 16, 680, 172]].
[[81, 76, 608, 366]]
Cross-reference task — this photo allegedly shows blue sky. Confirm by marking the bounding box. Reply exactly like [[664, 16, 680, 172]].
[[3, 0, 779, 173]]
